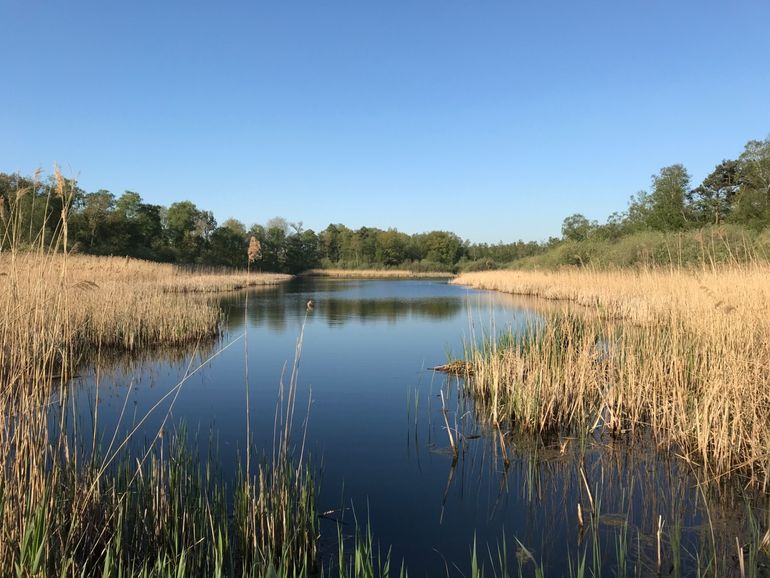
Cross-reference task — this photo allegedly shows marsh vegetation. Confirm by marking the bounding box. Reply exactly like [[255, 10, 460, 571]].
[[2, 171, 770, 577], [454, 266, 770, 486]]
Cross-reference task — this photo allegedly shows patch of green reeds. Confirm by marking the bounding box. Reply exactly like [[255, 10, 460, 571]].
[[2, 431, 321, 577], [5, 437, 402, 577]]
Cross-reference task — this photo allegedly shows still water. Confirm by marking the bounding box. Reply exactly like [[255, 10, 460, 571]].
[[72, 279, 756, 576]]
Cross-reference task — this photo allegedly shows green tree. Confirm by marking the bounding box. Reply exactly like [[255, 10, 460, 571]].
[[258, 219, 288, 271], [625, 190, 654, 231], [286, 229, 320, 273], [416, 231, 464, 267], [688, 160, 740, 225], [628, 165, 692, 232], [115, 191, 142, 220], [79, 190, 116, 251], [206, 225, 247, 267], [590, 212, 626, 241], [221, 218, 247, 238], [354, 227, 378, 265], [733, 138, 770, 229], [319, 224, 347, 263], [648, 164, 691, 230], [0, 172, 39, 247], [0, 172, 79, 249], [135, 203, 165, 259], [561, 213, 593, 241], [165, 201, 215, 262], [376, 229, 409, 266]]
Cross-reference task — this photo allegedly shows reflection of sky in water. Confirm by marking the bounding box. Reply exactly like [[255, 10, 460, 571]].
[[68, 279, 750, 577]]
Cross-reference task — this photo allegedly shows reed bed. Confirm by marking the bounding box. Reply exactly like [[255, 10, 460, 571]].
[[160, 270, 291, 293], [0, 174, 324, 576], [0, 253, 290, 376], [453, 266, 770, 488], [302, 268, 453, 279], [0, 245, 317, 576]]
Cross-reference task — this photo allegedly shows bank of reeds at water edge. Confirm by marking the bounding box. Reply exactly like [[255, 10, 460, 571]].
[[452, 267, 770, 489]]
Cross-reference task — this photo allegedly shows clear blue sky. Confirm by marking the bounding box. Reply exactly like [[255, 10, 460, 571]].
[[2, 0, 769, 243]]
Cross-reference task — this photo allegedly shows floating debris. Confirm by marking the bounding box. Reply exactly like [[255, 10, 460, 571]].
[[431, 360, 474, 375]]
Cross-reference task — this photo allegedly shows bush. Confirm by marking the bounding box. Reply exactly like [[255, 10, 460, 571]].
[[407, 259, 453, 273], [457, 258, 499, 272]]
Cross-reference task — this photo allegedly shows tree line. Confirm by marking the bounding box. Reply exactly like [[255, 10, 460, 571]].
[[0, 174, 545, 273], [559, 136, 770, 243], [2, 133, 768, 272]]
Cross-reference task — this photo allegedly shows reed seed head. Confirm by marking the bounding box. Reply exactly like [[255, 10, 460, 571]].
[[248, 236, 261, 264]]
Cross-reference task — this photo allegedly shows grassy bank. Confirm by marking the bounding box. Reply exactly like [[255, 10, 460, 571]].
[[302, 268, 453, 279], [453, 265, 770, 487], [510, 226, 770, 269]]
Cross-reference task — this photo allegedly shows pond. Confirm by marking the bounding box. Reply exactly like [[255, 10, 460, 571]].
[[71, 278, 760, 577]]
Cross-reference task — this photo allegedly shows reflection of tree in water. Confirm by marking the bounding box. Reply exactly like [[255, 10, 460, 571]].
[[77, 340, 218, 380], [219, 287, 287, 332], [322, 297, 462, 324], [221, 293, 464, 329]]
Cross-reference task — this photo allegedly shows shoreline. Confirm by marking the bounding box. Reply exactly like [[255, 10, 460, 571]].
[[301, 268, 455, 279]]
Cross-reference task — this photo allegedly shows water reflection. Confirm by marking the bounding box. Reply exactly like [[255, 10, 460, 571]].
[[221, 278, 563, 332], [409, 376, 768, 576], [227, 295, 464, 329]]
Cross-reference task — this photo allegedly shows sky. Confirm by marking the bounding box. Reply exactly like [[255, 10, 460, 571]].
[[2, 0, 769, 244]]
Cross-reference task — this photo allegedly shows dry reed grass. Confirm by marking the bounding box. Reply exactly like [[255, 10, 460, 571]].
[[0, 172, 307, 575], [452, 266, 770, 488], [303, 268, 452, 279], [0, 253, 290, 363]]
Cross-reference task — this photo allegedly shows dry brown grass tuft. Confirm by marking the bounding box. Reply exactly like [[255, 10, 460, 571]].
[[453, 265, 770, 487]]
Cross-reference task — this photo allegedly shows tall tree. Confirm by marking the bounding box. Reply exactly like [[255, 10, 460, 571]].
[[417, 231, 464, 266], [79, 190, 116, 251], [286, 229, 320, 273], [733, 138, 770, 228], [135, 203, 164, 259], [206, 226, 247, 267], [319, 224, 344, 263], [376, 229, 409, 266], [165, 201, 215, 262], [259, 219, 288, 271], [687, 160, 740, 225], [561, 213, 593, 241], [647, 164, 691, 231], [221, 218, 247, 237]]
